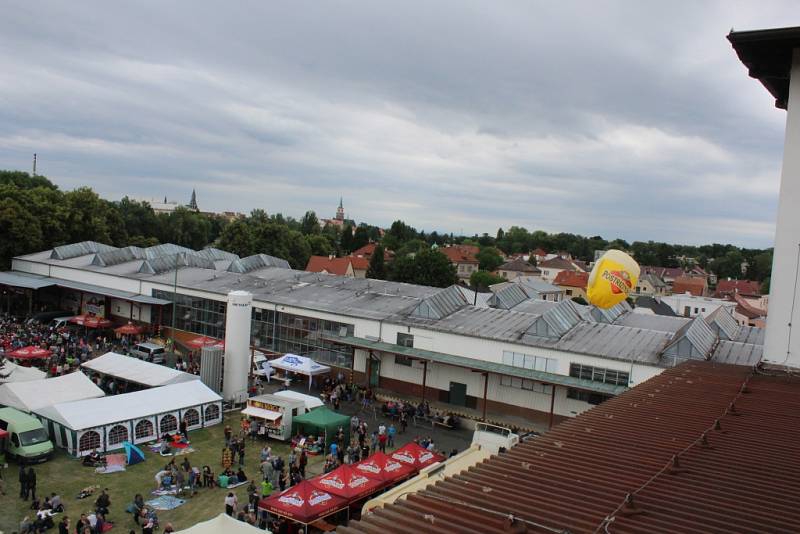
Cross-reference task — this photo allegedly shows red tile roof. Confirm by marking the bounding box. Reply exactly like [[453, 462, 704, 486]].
[[672, 275, 707, 296], [732, 293, 767, 319], [440, 245, 479, 264], [339, 361, 800, 534], [715, 279, 762, 298], [349, 256, 369, 271], [350, 243, 394, 260], [532, 247, 548, 256], [553, 270, 589, 288], [305, 256, 352, 276], [497, 258, 539, 274]]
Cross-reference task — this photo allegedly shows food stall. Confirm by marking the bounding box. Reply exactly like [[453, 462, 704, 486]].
[[241, 393, 306, 441]]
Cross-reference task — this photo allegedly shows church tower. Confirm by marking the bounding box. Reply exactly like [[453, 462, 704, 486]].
[[188, 189, 198, 211], [335, 197, 345, 221]]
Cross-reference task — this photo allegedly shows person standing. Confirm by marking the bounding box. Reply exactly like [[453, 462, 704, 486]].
[[298, 450, 307, 478], [378, 432, 387, 454], [18, 464, 27, 500], [27, 467, 36, 502], [238, 438, 246, 467], [224, 492, 237, 516], [388, 424, 396, 448]]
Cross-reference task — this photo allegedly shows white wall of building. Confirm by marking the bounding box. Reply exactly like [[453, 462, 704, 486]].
[[661, 294, 736, 319], [764, 51, 800, 368]]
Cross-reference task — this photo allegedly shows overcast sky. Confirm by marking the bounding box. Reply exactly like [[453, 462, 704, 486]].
[[1, 2, 796, 248]]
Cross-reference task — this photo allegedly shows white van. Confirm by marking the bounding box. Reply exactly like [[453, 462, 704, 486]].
[[48, 316, 73, 329], [129, 342, 166, 364]]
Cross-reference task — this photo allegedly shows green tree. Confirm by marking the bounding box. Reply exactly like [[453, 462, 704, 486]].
[[382, 220, 417, 251], [352, 226, 370, 252], [340, 224, 355, 254], [0, 195, 44, 269], [470, 270, 505, 289], [761, 277, 770, 294], [389, 248, 456, 287], [301, 211, 320, 235], [218, 219, 256, 256], [366, 245, 387, 279], [306, 234, 333, 257], [286, 229, 311, 269], [476, 246, 504, 271], [0, 170, 58, 190]]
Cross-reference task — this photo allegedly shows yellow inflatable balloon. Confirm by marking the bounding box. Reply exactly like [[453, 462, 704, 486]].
[[586, 249, 640, 309]]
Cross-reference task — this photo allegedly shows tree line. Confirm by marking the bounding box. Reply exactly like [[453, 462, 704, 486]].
[[0, 170, 772, 289]]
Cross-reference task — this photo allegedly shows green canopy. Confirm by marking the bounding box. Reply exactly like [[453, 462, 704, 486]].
[[291, 407, 351, 450]]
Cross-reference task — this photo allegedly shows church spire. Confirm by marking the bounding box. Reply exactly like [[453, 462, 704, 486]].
[[336, 197, 345, 221], [188, 189, 198, 211]]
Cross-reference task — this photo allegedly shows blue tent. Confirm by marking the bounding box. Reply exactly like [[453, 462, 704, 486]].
[[123, 441, 145, 465]]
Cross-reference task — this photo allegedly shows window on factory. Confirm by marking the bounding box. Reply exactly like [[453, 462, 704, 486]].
[[395, 354, 413, 367], [397, 333, 414, 348], [502, 351, 558, 373], [566, 389, 610, 405], [569, 363, 629, 386], [500, 375, 552, 395]]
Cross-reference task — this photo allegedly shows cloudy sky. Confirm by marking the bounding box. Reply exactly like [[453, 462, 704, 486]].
[[1, 2, 796, 247]]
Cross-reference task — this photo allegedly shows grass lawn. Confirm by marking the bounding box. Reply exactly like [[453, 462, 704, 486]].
[[0, 412, 322, 533]]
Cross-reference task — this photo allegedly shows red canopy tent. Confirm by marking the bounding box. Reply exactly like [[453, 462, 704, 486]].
[[83, 316, 113, 329], [114, 322, 143, 335], [352, 451, 415, 485], [6, 346, 52, 360], [68, 314, 91, 326], [390, 442, 445, 470], [310, 463, 386, 501], [258, 479, 348, 530]]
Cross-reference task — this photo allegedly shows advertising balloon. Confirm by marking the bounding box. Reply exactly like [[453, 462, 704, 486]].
[[586, 250, 640, 309]]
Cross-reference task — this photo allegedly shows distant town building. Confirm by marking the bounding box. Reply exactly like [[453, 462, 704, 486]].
[[635, 273, 668, 297], [714, 279, 762, 298], [553, 270, 590, 300], [440, 244, 480, 283], [537, 257, 586, 283], [320, 198, 356, 229], [672, 275, 708, 297], [661, 293, 735, 319], [305, 255, 356, 277], [496, 258, 540, 281]]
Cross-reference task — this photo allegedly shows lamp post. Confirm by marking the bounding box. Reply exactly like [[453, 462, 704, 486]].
[[170, 252, 183, 342]]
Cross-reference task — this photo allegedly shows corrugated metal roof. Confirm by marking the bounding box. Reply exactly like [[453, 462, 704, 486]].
[[488, 283, 529, 310], [50, 241, 116, 260], [713, 340, 763, 366], [340, 361, 800, 534], [409, 285, 468, 320], [662, 316, 718, 362], [588, 300, 631, 323], [704, 306, 741, 340], [0, 271, 55, 290], [47, 279, 171, 305], [734, 325, 766, 345], [143, 243, 194, 260], [194, 247, 239, 262], [615, 312, 690, 333], [91, 246, 145, 267], [507, 298, 558, 316], [138, 252, 217, 274], [553, 322, 673, 364], [227, 253, 290, 273], [540, 299, 585, 337]]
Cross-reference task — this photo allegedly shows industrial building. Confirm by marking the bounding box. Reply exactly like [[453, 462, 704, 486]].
[[2, 241, 763, 423]]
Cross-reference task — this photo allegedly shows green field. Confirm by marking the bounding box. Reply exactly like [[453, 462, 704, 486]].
[[0, 413, 318, 533]]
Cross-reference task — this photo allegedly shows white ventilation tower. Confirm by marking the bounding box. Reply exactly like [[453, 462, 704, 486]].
[[222, 290, 252, 402]]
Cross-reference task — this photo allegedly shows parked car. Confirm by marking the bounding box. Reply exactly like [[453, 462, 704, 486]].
[[48, 316, 73, 329], [129, 342, 166, 364]]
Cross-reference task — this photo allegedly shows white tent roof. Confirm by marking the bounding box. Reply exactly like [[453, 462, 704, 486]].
[[176, 513, 270, 534], [269, 354, 330, 376], [0, 360, 47, 383], [81, 352, 199, 387], [0, 371, 105, 413], [35, 380, 221, 431], [273, 390, 324, 410]]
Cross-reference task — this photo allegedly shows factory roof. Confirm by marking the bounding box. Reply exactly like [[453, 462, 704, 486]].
[[12, 243, 764, 368], [339, 360, 800, 534]]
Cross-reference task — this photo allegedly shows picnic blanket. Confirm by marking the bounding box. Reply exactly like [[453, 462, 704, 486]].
[[145, 495, 186, 511], [95, 454, 126, 474], [150, 444, 195, 456]]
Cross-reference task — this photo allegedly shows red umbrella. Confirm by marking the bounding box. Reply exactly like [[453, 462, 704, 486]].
[[114, 322, 143, 335], [184, 336, 222, 349], [352, 451, 415, 485], [310, 463, 386, 501], [7, 345, 52, 360], [83, 316, 113, 329], [69, 314, 91, 326], [258, 479, 348, 524], [390, 442, 445, 470]]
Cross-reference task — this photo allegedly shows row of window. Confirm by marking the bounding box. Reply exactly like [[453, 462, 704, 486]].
[[569, 363, 629, 386], [499, 376, 553, 395], [566, 389, 612, 405], [502, 351, 558, 374]]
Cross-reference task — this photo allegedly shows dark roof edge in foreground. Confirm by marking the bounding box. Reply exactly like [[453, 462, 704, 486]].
[[728, 25, 800, 109]]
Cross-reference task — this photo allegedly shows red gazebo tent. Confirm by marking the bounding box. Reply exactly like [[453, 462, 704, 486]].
[[6, 346, 52, 360], [310, 463, 386, 501], [390, 442, 445, 471], [114, 322, 143, 335], [68, 314, 91, 326], [352, 451, 415, 485], [258, 479, 348, 531]]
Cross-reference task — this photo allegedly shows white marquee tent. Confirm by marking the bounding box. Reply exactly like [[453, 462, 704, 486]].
[[273, 389, 324, 410], [81, 352, 200, 387], [268, 353, 330, 390], [35, 380, 222, 456], [0, 371, 105, 413], [175, 513, 270, 534], [0, 360, 46, 383]]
